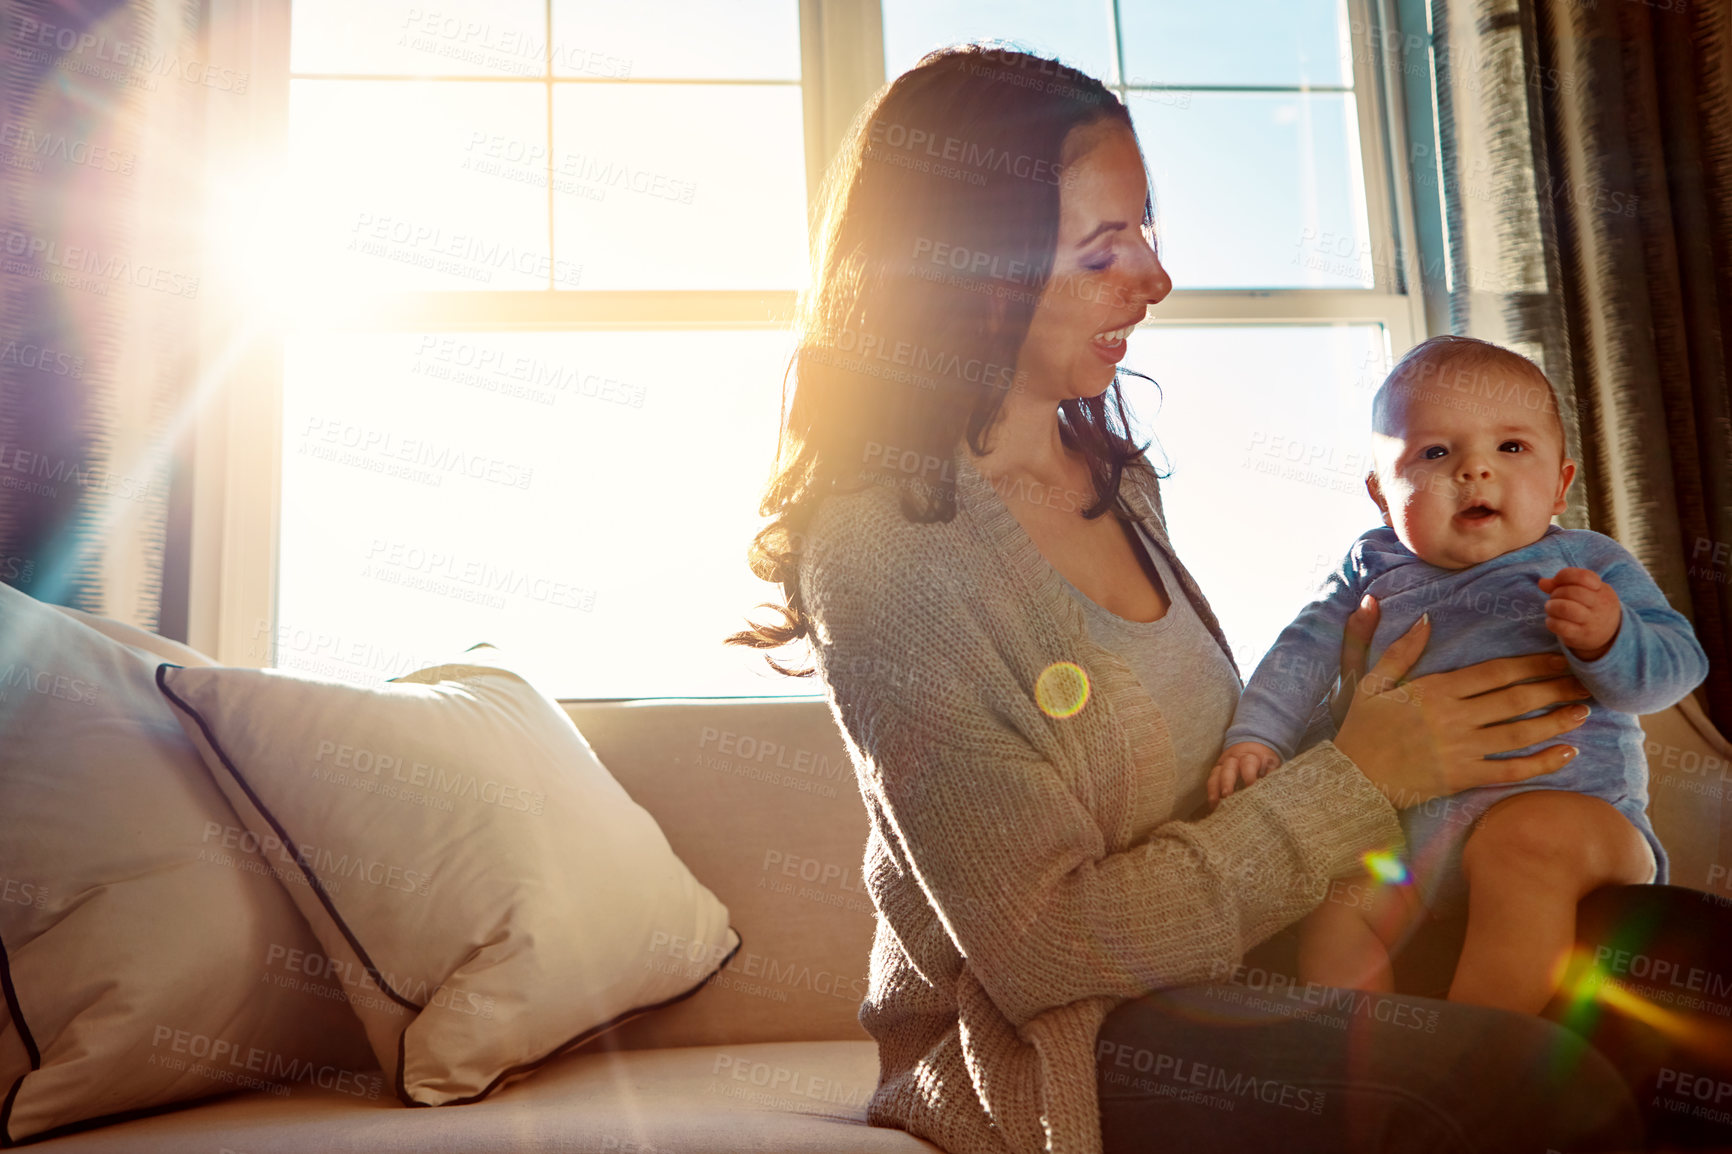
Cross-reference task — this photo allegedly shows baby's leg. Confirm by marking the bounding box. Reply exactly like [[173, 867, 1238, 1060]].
[[1450, 790, 1655, 1015], [1298, 873, 1425, 993]]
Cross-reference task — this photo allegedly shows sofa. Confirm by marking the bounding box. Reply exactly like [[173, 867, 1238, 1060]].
[[30, 690, 1732, 1153]]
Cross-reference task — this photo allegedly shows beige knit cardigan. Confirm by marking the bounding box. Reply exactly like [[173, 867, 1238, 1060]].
[[799, 449, 1405, 1154]]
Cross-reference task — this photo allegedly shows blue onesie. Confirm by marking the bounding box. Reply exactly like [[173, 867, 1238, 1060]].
[[1225, 525, 1709, 912]]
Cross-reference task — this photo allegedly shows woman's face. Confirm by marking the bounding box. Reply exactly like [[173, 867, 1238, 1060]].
[[1015, 120, 1171, 402]]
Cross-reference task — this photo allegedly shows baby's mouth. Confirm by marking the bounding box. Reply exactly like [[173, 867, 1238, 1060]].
[[1456, 503, 1499, 523]]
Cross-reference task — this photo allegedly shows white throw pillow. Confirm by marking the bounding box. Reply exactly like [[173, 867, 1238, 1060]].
[[4, 602, 210, 1102], [157, 647, 740, 1107], [0, 585, 375, 1144], [47, 604, 216, 667]]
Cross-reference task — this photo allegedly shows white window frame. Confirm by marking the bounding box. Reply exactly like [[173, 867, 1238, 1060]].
[[1121, 0, 1429, 343], [187, 0, 1430, 679]]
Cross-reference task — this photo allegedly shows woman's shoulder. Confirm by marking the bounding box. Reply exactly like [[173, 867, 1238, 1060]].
[[803, 478, 909, 550], [800, 481, 991, 616], [1118, 456, 1177, 542]]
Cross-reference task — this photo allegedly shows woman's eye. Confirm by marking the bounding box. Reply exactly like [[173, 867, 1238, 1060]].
[[1083, 252, 1115, 272], [1499, 440, 1524, 453], [1420, 445, 1448, 460]]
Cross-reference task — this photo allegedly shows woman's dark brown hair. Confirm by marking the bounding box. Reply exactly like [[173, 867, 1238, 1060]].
[[728, 45, 1158, 674]]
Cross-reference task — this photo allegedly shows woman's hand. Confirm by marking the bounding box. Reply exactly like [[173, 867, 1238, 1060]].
[[1331, 611, 1592, 809]]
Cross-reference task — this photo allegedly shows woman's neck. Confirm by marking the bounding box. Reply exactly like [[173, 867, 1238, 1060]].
[[973, 390, 1077, 484]]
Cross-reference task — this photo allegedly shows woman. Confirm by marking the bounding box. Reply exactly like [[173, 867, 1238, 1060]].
[[731, 46, 1650, 1153]]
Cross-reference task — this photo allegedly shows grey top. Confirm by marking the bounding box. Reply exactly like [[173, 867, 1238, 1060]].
[[1056, 521, 1243, 823]]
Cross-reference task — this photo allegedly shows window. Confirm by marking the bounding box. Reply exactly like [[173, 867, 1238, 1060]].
[[200, 0, 1427, 694], [884, 0, 1425, 669], [237, 0, 813, 697]]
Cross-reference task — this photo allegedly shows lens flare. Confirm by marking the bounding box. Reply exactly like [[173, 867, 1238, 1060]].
[[1362, 851, 1409, 885], [1035, 662, 1090, 719], [1552, 946, 1732, 1066]]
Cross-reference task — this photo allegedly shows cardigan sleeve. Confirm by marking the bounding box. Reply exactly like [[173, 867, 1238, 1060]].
[[802, 501, 1403, 1028]]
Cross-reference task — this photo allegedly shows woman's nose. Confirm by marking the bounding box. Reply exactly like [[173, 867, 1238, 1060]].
[[1129, 244, 1172, 307]]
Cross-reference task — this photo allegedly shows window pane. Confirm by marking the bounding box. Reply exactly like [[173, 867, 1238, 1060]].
[[552, 85, 808, 290], [1131, 92, 1372, 289], [552, 0, 799, 80], [277, 330, 810, 699], [883, 0, 1117, 84], [1119, 0, 1351, 88], [1117, 325, 1389, 672], [291, 0, 549, 78], [287, 81, 556, 292]]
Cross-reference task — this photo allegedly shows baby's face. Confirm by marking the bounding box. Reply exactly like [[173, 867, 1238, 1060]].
[[1369, 372, 1575, 570]]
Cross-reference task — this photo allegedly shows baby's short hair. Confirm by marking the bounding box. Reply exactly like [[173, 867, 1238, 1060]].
[[1372, 335, 1565, 447]]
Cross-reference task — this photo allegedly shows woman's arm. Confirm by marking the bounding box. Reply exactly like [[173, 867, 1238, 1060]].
[[841, 684, 1399, 1027]]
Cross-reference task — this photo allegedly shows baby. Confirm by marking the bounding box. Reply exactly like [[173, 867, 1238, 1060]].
[[1210, 335, 1709, 1014]]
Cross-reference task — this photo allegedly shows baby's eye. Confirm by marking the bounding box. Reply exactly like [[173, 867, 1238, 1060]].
[[1420, 445, 1448, 460], [1498, 440, 1524, 453]]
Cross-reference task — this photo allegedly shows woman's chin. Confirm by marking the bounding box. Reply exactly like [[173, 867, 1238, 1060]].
[[1018, 358, 1118, 405], [1072, 365, 1118, 400]]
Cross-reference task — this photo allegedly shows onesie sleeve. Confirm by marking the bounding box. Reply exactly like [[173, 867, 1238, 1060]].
[[1559, 532, 1709, 715], [1222, 540, 1370, 759]]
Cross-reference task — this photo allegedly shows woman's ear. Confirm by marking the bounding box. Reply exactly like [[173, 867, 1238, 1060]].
[[1551, 458, 1578, 515], [1365, 471, 1393, 528]]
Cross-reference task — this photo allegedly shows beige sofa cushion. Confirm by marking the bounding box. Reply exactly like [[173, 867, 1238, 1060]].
[[566, 693, 1732, 1052], [28, 1041, 938, 1153], [566, 699, 876, 1050], [1643, 694, 1732, 897]]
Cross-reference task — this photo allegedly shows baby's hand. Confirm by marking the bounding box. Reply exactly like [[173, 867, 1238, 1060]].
[[1538, 567, 1621, 661], [1209, 741, 1283, 808]]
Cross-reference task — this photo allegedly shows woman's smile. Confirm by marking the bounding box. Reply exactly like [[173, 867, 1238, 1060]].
[[1090, 314, 1144, 363]]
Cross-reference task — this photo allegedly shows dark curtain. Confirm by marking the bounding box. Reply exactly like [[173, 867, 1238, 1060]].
[[1431, 0, 1732, 733], [0, 0, 204, 629]]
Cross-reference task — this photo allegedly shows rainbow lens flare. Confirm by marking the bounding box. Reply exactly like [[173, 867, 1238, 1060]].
[[1035, 662, 1090, 719], [1555, 946, 1697, 1039], [1550, 944, 1732, 1077], [1362, 850, 1409, 885]]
